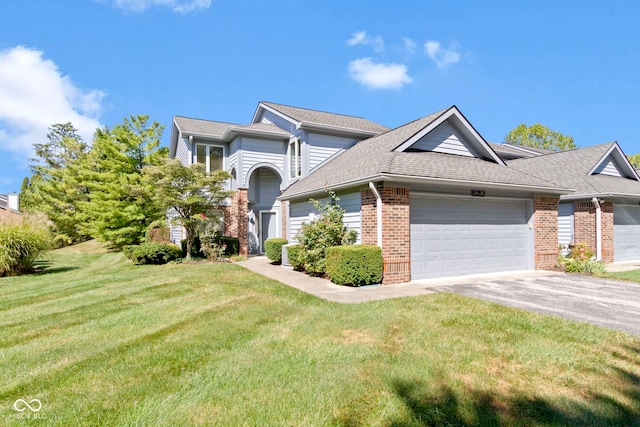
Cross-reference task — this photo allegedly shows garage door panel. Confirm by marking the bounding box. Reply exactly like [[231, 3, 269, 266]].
[[614, 205, 640, 261], [411, 196, 531, 280]]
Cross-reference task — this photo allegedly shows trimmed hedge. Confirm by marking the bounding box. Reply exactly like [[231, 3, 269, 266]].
[[265, 238, 288, 263], [124, 243, 182, 265], [326, 245, 383, 286], [286, 244, 304, 271]]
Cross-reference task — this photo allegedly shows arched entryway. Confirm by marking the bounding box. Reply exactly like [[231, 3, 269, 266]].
[[246, 166, 283, 255]]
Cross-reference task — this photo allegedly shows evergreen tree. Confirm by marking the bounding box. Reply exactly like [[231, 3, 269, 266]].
[[23, 123, 91, 245], [80, 115, 167, 249]]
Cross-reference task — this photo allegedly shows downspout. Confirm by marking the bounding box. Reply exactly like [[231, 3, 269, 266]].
[[369, 182, 383, 247], [591, 197, 602, 261]]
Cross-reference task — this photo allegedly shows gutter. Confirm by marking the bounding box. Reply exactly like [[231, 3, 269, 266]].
[[279, 174, 573, 201], [183, 127, 289, 143], [368, 182, 383, 247], [560, 192, 640, 201]]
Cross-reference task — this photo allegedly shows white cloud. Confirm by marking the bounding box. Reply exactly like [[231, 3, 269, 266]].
[[105, 0, 211, 13], [0, 46, 105, 161], [403, 37, 417, 54], [346, 30, 384, 53], [424, 40, 461, 68], [348, 58, 412, 90]]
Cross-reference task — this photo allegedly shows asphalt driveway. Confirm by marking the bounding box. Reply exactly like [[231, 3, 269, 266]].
[[430, 273, 640, 338]]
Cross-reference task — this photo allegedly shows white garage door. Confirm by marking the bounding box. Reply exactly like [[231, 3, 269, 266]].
[[614, 205, 640, 261], [410, 196, 533, 280]]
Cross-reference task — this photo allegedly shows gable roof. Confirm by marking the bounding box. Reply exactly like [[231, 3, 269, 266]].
[[280, 108, 568, 199], [253, 101, 390, 136], [173, 116, 290, 140], [509, 142, 640, 200]]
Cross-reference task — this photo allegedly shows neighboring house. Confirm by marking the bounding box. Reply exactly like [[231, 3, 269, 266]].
[[169, 102, 640, 284], [508, 143, 640, 263], [0, 193, 20, 219]]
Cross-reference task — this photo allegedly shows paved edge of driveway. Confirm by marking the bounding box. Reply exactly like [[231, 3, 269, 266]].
[[236, 256, 554, 304]]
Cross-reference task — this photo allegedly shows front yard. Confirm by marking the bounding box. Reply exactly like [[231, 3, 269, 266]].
[[1, 242, 639, 426]]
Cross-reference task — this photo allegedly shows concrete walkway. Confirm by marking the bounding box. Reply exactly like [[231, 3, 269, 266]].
[[236, 256, 553, 304]]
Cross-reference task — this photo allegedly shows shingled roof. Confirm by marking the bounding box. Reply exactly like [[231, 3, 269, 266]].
[[174, 116, 290, 140], [258, 102, 390, 135], [508, 143, 640, 199], [280, 108, 566, 199]]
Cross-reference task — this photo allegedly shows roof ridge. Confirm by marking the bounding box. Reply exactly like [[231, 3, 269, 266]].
[[174, 115, 239, 125], [260, 101, 370, 120]]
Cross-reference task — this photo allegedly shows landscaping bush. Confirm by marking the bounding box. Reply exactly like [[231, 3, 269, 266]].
[[326, 245, 383, 286], [124, 242, 182, 265], [212, 236, 239, 256], [296, 192, 358, 276], [286, 244, 304, 271], [181, 236, 203, 258], [0, 214, 53, 276], [558, 242, 605, 274], [265, 238, 288, 264]]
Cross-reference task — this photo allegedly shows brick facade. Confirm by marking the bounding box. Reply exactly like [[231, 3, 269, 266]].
[[361, 186, 411, 285], [534, 197, 559, 270], [573, 201, 614, 263], [225, 188, 249, 256], [360, 189, 377, 246]]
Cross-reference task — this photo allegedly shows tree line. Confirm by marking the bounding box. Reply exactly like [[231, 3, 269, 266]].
[[21, 116, 231, 252]]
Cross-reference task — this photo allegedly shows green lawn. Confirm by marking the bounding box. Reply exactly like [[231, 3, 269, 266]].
[[601, 269, 640, 283], [1, 242, 639, 426]]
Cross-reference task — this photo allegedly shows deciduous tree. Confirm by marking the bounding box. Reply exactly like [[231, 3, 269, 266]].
[[143, 158, 232, 259], [505, 123, 576, 152]]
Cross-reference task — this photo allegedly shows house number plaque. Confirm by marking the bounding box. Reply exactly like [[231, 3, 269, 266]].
[[471, 189, 486, 197]]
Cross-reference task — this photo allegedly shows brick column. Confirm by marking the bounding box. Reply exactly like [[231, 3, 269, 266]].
[[534, 197, 559, 270], [601, 202, 614, 263], [229, 188, 249, 256], [360, 189, 377, 245], [574, 201, 596, 253], [380, 186, 411, 284]]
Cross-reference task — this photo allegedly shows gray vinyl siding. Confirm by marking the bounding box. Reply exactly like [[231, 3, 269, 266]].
[[287, 192, 361, 243], [409, 121, 477, 157], [593, 157, 623, 177], [558, 203, 574, 246], [229, 138, 238, 171], [260, 110, 296, 134], [307, 133, 358, 171], [248, 168, 281, 209], [241, 137, 285, 186], [176, 136, 191, 165]]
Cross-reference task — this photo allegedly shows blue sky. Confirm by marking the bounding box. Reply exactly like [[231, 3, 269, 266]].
[[1, 0, 640, 195]]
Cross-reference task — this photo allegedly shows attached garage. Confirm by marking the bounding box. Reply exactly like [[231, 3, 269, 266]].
[[614, 204, 640, 261], [410, 195, 534, 280]]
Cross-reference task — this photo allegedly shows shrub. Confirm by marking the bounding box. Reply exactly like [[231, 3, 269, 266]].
[[181, 236, 203, 258], [212, 236, 239, 256], [0, 214, 53, 276], [147, 226, 170, 243], [265, 238, 288, 264], [326, 245, 383, 286], [296, 192, 358, 276], [558, 257, 606, 275], [286, 244, 304, 271], [124, 242, 182, 265]]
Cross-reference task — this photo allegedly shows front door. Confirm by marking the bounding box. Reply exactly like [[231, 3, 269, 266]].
[[260, 211, 277, 254]]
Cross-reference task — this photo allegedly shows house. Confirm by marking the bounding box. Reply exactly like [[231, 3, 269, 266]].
[[169, 102, 640, 284], [508, 143, 640, 263], [0, 193, 20, 219]]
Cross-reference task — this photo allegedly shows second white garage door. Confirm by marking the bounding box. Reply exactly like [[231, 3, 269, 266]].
[[410, 196, 533, 280], [614, 204, 640, 261]]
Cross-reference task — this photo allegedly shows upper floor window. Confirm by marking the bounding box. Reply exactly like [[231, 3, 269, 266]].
[[289, 138, 301, 179], [195, 144, 224, 173]]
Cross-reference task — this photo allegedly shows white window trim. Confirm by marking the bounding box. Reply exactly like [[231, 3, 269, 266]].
[[194, 143, 226, 173], [288, 138, 301, 180]]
